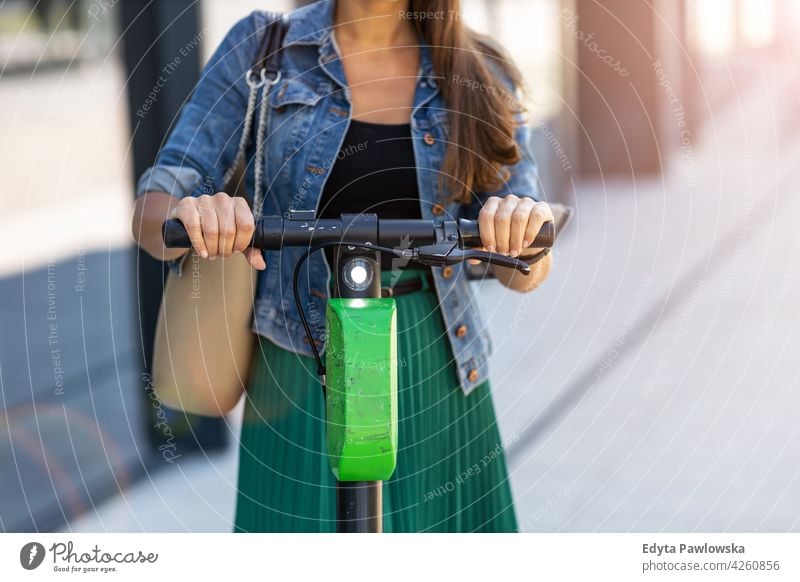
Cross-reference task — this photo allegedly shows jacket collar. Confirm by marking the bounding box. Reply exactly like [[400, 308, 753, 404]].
[[284, 0, 439, 84], [283, 0, 333, 46]]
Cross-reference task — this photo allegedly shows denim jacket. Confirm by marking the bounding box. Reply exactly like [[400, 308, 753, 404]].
[[136, 0, 541, 396]]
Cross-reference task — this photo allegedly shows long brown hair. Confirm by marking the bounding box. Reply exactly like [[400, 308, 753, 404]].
[[409, 0, 526, 204]]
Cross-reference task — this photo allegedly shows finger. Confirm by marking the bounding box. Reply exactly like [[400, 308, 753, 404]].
[[232, 198, 255, 254], [509, 197, 535, 257], [479, 197, 500, 253], [198, 195, 220, 258], [215, 194, 238, 258], [523, 202, 555, 248], [494, 195, 518, 255], [177, 202, 207, 259], [468, 246, 486, 266], [245, 247, 266, 271]]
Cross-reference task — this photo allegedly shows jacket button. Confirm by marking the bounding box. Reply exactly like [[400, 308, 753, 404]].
[[442, 265, 453, 279], [423, 132, 435, 146], [432, 203, 445, 216], [468, 369, 479, 382], [456, 324, 468, 338]]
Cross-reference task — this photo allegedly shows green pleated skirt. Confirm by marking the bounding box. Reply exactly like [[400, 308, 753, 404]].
[[234, 268, 517, 532]]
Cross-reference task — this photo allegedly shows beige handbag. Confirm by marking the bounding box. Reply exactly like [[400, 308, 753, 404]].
[[152, 15, 287, 416], [153, 251, 258, 416]]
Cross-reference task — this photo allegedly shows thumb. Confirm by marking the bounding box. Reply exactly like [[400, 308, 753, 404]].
[[244, 247, 267, 271]]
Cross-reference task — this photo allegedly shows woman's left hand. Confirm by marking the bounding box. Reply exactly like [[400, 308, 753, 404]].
[[478, 194, 554, 257]]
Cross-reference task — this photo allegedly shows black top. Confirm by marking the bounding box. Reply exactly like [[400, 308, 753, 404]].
[[318, 119, 424, 271]]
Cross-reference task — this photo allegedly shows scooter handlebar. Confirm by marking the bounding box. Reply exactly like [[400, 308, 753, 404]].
[[163, 216, 555, 251]]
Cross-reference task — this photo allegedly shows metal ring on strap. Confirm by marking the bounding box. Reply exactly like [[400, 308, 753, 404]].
[[246, 68, 268, 89], [246, 69, 282, 89]]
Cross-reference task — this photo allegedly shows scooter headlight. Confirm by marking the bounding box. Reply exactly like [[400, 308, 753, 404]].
[[342, 257, 374, 292]]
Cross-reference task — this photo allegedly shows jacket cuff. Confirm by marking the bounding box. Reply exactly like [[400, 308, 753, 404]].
[[136, 165, 203, 199]]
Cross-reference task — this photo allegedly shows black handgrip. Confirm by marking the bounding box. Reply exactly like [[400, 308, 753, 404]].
[[162, 219, 193, 249], [458, 219, 554, 249], [533, 221, 555, 248]]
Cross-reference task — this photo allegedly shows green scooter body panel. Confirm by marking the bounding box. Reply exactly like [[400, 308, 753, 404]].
[[325, 298, 398, 481]]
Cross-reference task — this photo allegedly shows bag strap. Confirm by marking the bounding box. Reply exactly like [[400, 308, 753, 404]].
[[253, 15, 289, 78], [223, 13, 289, 219]]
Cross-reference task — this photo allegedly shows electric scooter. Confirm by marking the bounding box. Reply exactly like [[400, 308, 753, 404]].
[[163, 210, 554, 532]]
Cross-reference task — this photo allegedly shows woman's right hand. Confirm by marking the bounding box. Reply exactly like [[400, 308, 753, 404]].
[[169, 192, 266, 270]]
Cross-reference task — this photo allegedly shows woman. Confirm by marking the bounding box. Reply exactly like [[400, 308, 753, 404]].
[[132, 0, 553, 532]]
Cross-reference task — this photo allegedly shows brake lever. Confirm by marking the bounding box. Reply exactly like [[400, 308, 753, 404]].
[[448, 248, 531, 274], [415, 243, 531, 275]]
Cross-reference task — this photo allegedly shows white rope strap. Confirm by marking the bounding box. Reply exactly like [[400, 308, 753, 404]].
[[252, 81, 271, 220], [222, 78, 259, 189]]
